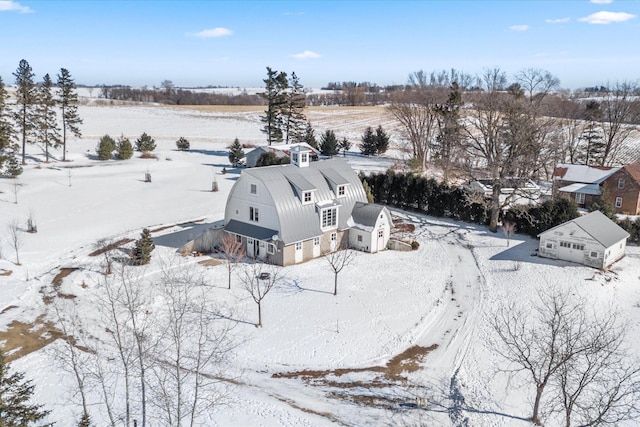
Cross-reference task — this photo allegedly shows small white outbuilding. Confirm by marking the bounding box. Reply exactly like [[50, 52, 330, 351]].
[[538, 210, 629, 269]]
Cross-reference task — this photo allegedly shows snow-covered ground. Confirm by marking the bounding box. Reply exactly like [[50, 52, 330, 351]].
[[1, 104, 640, 426]]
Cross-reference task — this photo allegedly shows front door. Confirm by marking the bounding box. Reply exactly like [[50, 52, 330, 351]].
[[247, 238, 255, 259], [258, 241, 266, 259], [313, 237, 320, 257], [294, 242, 303, 263], [377, 229, 385, 252]]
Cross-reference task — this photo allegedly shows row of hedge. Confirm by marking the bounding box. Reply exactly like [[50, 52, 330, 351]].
[[360, 171, 638, 242]]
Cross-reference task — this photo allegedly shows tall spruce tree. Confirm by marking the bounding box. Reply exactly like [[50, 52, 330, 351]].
[[131, 228, 155, 265], [303, 121, 318, 149], [56, 68, 83, 162], [0, 76, 18, 174], [35, 74, 61, 162], [0, 350, 52, 426], [259, 67, 288, 145], [282, 72, 307, 144], [578, 100, 605, 165], [360, 126, 377, 156], [13, 59, 38, 165], [434, 82, 463, 183], [338, 137, 351, 157], [228, 137, 245, 166], [320, 129, 338, 156], [375, 125, 390, 155]]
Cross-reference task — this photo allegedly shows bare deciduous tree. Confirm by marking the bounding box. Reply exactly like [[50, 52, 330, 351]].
[[7, 219, 23, 265], [598, 81, 639, 166], [323, 246, 356, 296], [240, 263, 281, 327], [220, 233, 245, 289], [491, 287, 640, 426], [11, 181, 21, 204]]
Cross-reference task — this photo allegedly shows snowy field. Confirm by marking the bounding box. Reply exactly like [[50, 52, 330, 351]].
[[1, 103, 640, 426]]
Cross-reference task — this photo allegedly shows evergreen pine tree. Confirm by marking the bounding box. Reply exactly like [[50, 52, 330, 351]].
[[320, 129, 338, 156], [375, 125, 390, 155], [56, 68, 83, 162], [434, 82, 463, 183], [116, 135, 133, 160], [131, 228, 155, 265], [77, 411, 92, 427], [35, 74, 61, 162], [303, 122, 318, 149], [338, 137, 351, 157], [135, 132, 156, 152], [13, 59, 38, 165], [0, 350, 52, 426], [175, 136, 190, 151], [0, 76, 18, 174], [282, 72, 307, 143], [5, 155, 23, 177], [360, 126, 377, 156], [259, 67, 288, 145], [228, 137, 245, 166], [96, 135, 115, 160]]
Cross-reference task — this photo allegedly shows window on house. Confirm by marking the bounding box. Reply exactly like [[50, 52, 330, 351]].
[[575, 193, 585, 204], [560, 241, 571, 248], [249, 206, 259, 222], [313, 237, 320, 246], [330, 232, 337, 242], [357, 235, 363, 242], [618, 178, 625, 189], [303, 191, 312, 203], [267, 244, 276, 255], [572, 243, 585, 251], [295, 242, 302, 250], [301, 153, 308, 163], [292, 153, 299, 163], [321, 207, 337, 228], [250, 184, 257, 194], [615, 197, 623, 208], [590, 251, 598, 258], [546, 242, 553, 249], [235, 234, 242, 243], [337, 185, 345, 197], [378, 229, 384, 238]]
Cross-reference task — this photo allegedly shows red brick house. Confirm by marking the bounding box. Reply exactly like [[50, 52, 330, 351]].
[[552, 162, 640, 214]]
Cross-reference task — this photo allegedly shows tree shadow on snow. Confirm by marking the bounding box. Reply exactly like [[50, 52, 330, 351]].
[[188, 148, 228, 157]]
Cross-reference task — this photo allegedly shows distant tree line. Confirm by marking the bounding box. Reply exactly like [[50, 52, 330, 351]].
[[0, 59, 83, 175]]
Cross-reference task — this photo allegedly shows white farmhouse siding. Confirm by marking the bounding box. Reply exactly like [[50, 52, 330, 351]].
[[350, 202, 392, 253], [538, 211, 629, 269]]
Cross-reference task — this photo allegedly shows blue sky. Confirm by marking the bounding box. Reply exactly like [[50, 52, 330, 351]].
[[1, 0, 639, 89]]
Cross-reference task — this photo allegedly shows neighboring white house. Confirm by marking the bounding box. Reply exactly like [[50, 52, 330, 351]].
[[465, 178, 544, 207], [224, 145, 391, 265], [538, 210, 629, 269], [245, 142, 320, 168]]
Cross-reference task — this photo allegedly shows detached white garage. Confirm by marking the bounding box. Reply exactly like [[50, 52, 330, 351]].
[[538, 210, 629, 269]]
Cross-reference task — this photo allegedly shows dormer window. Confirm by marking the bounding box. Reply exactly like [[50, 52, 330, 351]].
[[301, 153, 308, 163], [292, 153, 299, 163], [337, 185, 345, 197], [303, 191, 313, 203], [321, 207, 337, 228]]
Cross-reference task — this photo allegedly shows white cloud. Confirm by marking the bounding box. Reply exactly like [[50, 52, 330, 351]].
[[0, 1, 33, 13], [509, 25, 529, 31], [590, 0, 613, 4], [190, 27, 232, 38], [579, 11, 635, 24], [290, 50, 321, 59], [545, 17, 570, 24]]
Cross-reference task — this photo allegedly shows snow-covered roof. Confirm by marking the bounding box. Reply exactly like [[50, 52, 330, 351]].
[[557, 183, 602, 195], [539, 210, 629, 248], [552, 164, 619, 184]]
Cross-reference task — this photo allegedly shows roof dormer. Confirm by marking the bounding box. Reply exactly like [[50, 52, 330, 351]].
[[290, 144, 311, 168]]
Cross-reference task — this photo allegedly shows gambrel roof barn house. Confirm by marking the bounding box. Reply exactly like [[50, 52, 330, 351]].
[[224, 145, 391, 265], [552, 162, 640, 214], [538, 210, 629, 269]]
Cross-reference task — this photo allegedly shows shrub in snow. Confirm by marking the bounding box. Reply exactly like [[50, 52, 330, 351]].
[[116, 135, 133, 160], [176, 136, 190, 151], [96, 134, 115, 160], [135, 132, 156, 152], [411, 241, 420, 250], [131, 228, 155, 266], [5, 155, 23, 177]]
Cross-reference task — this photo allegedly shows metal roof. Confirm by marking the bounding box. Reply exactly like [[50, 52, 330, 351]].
[[285, 172, 316, 192], [225, 219, 279, 241], [558, 183, 602, 196], [539, 210, 629, 248], [320, 167, 351, 186], [351, 202, 388, 228], [237, 158, 367, 244]]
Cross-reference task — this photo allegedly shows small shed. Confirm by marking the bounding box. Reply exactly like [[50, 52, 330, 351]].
[[348, 202, 392, 253], [538, 210, 629, 269]]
